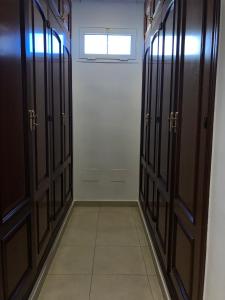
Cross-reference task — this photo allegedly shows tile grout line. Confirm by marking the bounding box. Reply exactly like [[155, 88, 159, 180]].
[[88, 207, 100, 300]]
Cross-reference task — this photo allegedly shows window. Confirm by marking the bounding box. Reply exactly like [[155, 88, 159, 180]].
[[79, 28, 137, 60]]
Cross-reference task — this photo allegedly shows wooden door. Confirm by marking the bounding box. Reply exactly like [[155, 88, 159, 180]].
[[154, 0, 177, 267], [49, 11, 65, 230], [169, 0, 220, 299], [145, 0, 177, 268], [145, 15, 161, 227], [0, 1, 34, 299], [140, 48, 150, 208], [29, 0, 51, 263], [63, 42, 73, 203]]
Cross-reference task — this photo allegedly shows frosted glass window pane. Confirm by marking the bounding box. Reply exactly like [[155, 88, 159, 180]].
[[84, 34, 107, 54], [108, 35, 132, 55]]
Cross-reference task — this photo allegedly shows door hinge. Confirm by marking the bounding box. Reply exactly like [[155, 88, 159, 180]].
[[28, 110, 39, 131], [169, 112, 179, 133]]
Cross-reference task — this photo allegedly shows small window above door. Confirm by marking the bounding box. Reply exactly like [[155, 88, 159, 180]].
[[79, 28, 137, 61]]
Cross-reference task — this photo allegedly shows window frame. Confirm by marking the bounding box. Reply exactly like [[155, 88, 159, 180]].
[[79, 27, 137, 61]]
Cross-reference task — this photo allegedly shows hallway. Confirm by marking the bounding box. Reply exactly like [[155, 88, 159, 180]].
[[38, 205, 164, 299]]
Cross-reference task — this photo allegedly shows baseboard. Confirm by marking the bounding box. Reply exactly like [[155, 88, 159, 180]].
[[28, 202, 74, 300], [74, 199, 138, 207], [137, 202, 171, 300]]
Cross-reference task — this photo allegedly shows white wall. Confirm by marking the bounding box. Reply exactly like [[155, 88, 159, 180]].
[[204, 1, 225, 299], [72, 0, 144, 201]]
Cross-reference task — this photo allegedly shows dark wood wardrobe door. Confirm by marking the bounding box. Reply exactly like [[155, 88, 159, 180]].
[[154, 0, 176, 267], [170, 0, 211, 298], [139, 48, 150, 208], [29, 0, 51, 263], [0, 1, 30, 221], [0, 1, 34, 299], [141, 48, 150, 162], [63, 44, 73, 202], [145, 0, 177, 267], [146, 28, 160, 224], [49, 10, 65, 229]]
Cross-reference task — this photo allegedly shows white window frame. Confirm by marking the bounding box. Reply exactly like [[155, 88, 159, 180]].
[[79, 27, 137, 61]]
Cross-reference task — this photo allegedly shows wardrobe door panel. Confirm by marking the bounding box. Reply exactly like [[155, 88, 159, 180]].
[[65, 164, 72, 201], [156, 192, 168, 251], [176, 14, 203, 215], [171, 0, 208, 299], [51, 30, 63, 171], [148, 32, 159, 171], [53, 175, 63, 220], [154, 1, 176, 265], [63, 44, 73, 203], [146, 175, 155, 222], [0, 212, 33, 300], [31, 0, 51, 262], [141, 49, 150, 161], [140, 164, 146, 208], [63, 45, 72, 161], [158, 5, 174, 188], [33, 2, 49, 187], [36, 191, 50, 252], [49, 10, 66, 230], [0, 1, 34, 299], [172, 217, 194, 298], [0, 0, 30, 219]]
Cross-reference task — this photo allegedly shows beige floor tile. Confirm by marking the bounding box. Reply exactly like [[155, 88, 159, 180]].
[[141, 247, 156, 275], [137, 227, 149, 246], [90, 275, 154, 300], [73, 206, 100, 214], [131, 208, 143, 226], [49, 246, 94, 275], [97, 212, 135, 230], [96, 227, 139, 246], [99, 206, 135, 214], [60, 226, 97, 246], [59, 211, 98, 246], [38, 275, 91, 300], [148, 275, 165, 300], [67, 212, 98, 230], [93, 246, 146, 275]]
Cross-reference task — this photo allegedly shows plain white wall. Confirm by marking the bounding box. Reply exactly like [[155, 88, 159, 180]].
[[204, 1, 225, 299], [72, 0, 144, 201]]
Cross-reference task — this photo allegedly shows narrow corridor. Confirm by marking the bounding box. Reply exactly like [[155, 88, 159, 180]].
[[38, 205, 164, 299]]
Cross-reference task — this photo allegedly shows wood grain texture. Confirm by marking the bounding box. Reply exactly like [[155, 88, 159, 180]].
[[141, 0, 220, 299]]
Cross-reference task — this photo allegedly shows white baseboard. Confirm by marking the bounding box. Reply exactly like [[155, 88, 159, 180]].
[[137, 202, 171, 300]]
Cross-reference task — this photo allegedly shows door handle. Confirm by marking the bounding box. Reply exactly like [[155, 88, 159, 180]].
[[28, 110, 39, 131], [169, 112, 179, 132]]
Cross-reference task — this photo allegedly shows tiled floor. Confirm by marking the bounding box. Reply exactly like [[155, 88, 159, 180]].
[[38, 205, 164, 300]]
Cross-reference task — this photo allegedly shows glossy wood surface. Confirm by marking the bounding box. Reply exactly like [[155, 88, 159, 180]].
[[0, 0, 73, 298], [141, 0, 220, 299]]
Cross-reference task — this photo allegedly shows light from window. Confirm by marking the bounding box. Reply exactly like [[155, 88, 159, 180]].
[[108, 35, 131, 55], [80, 29, 136, 60], [84, 34, 107, 55]]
